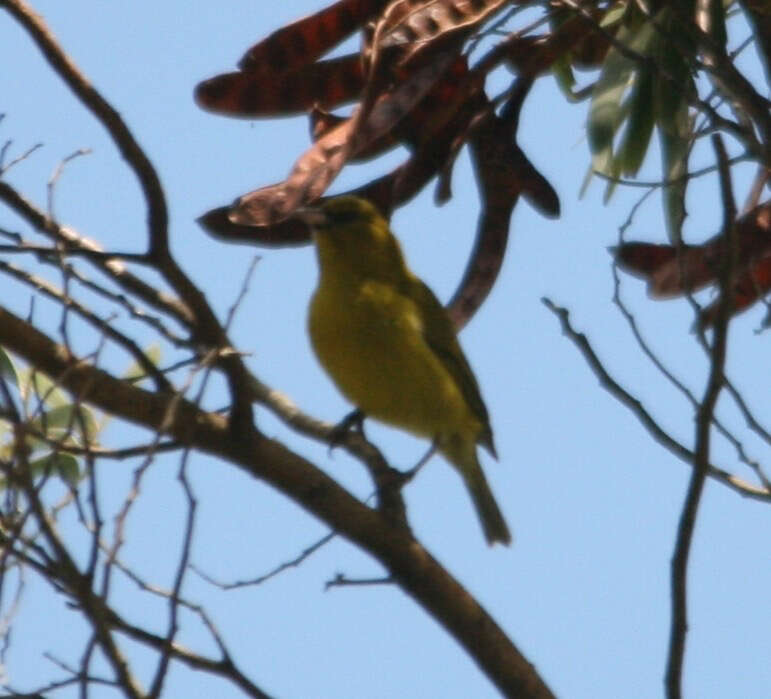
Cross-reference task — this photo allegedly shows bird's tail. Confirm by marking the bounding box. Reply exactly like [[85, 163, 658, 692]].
[[464, 467, 512, 546], [444, 438, 511, 546]]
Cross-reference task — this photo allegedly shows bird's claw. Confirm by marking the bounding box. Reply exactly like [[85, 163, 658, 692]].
[[394, 444, 436, 485], [328, 409, 366, 453]]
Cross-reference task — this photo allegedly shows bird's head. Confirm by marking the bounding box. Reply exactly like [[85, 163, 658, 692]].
[[298, 196, 383, 233], [298, 196, 407, 281]]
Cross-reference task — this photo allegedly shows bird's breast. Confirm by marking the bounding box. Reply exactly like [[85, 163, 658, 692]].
[[308, 280, 476, 439]]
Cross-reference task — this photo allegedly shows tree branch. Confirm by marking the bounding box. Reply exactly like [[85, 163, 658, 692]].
[[541, 299, 769, 501], [665, 134, 735, 699], [0, 0, 169, 257], [0, 306, 555, 698], [0, 181, 192, 327]]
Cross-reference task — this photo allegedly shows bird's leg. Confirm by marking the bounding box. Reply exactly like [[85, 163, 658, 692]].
[[396, 442, 437, 486], [328, 408, 366, 452]]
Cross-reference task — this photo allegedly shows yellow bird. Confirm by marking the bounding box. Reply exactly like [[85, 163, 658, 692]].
[[301, 196, 511, 545]]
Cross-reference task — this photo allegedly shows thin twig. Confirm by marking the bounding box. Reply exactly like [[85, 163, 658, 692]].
[[665, 135, 736, 699], [0, 181, 192, 326], [0, 0, 169, 257], [0, 141, 42, 175], [191, 532, 337, 590], [0, 260, 172, 391], [325, 573, 395, 590], [541, 299, 769, 501]]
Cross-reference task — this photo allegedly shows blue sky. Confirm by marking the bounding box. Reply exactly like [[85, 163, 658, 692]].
[[1, 2, 770, 697]]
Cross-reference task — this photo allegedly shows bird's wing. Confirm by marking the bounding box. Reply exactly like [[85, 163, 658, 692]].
[[407, 277, 496, 456]]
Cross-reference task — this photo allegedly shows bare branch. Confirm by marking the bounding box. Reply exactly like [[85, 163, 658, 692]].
[[192, 532, 336, 590], [325, 572, 394, 590], [0, 305, 556, 699], [108, 614, 273, 699], [0, 141, 42, 175], [0, 181, 192, 327], [0, 0, 169, 257], [0, 259, 172, 391], [541, 298, 769, 502], [665, 134, 736, 699]]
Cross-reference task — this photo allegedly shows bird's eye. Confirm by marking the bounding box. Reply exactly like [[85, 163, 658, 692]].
[[327, 209, 360, 225]]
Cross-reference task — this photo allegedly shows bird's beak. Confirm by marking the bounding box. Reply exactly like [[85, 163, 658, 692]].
[[295, 206, 328, 228]]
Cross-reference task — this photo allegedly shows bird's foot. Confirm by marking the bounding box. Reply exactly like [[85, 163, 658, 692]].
[[395, 444, 437, 486], [328, 409, 366, 453]]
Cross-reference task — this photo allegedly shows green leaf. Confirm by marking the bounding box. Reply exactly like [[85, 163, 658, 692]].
[[588, 15, 658, 188], [588, 47, 634, 158], [552, 56, 576, 96], [30, 404, 98, 443], [0, 451, 81, 490], [654, 20, 695, 241], [578, 162, 595, 199], [33, 404, 79, 431], [658, 117, 691, 242], [22, 370, 70, 410], [0, 348, 18, 388], [616, 68, 656, 175], [600, 2, 629, 29], [29, 452, 81, 485], [123, 344, 162, 384], [656, 81, 691, 241]]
